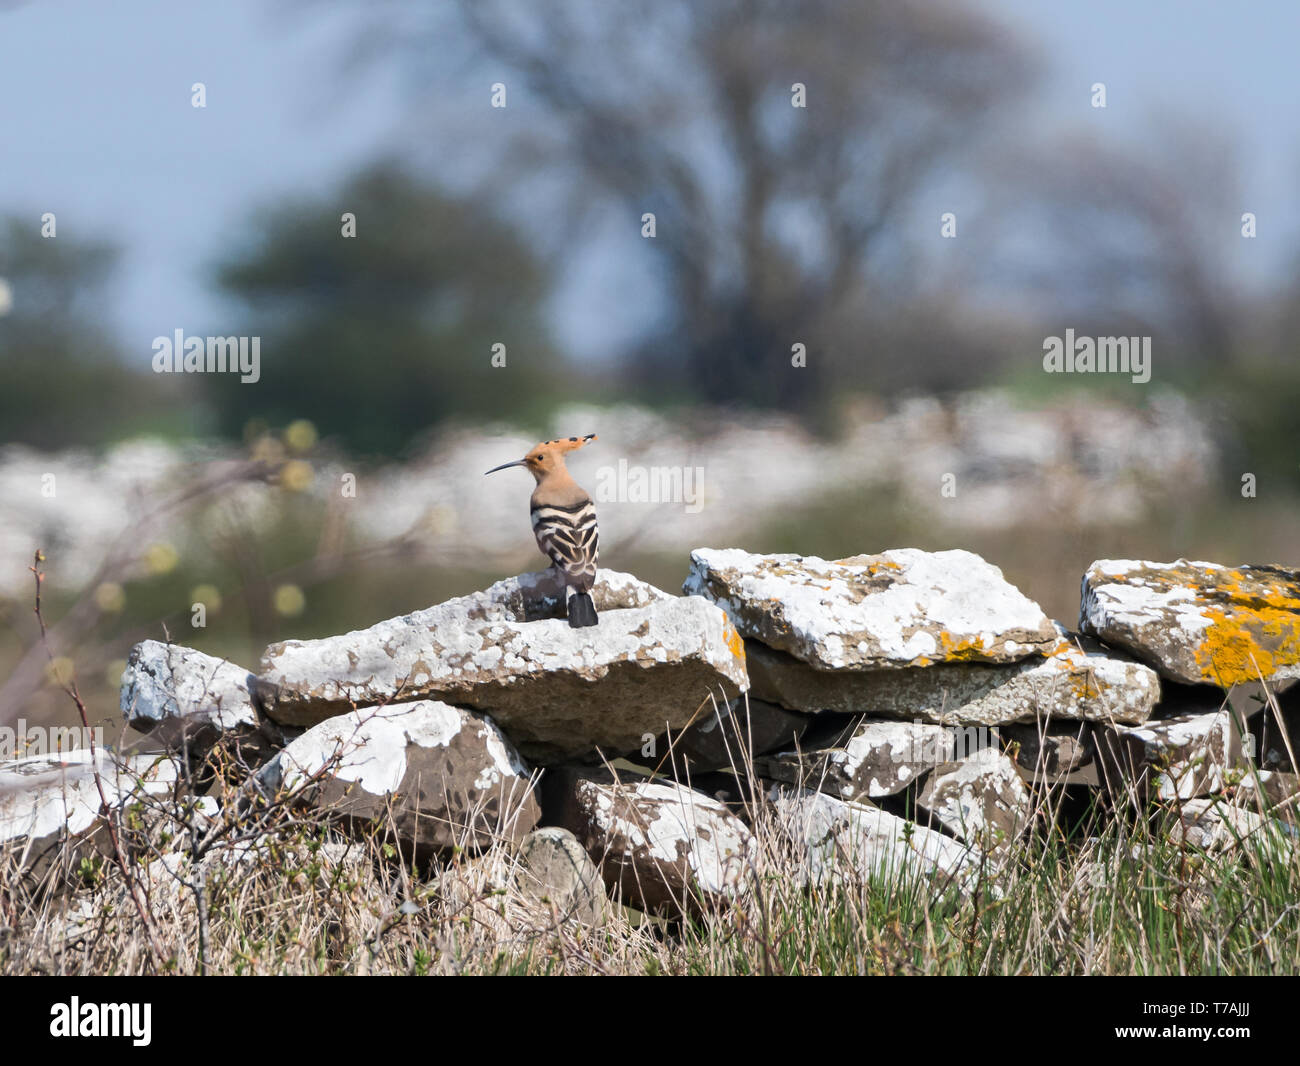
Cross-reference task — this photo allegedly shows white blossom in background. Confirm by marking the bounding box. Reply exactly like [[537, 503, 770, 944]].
[[0, 391, 1220, 599]]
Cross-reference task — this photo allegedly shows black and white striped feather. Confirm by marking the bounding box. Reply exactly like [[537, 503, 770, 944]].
[[531, 496, 599, 592]]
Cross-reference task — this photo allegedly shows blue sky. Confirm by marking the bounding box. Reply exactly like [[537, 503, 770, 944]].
[[984, 0, 1298, 256], [1, 0, 1296, 361]]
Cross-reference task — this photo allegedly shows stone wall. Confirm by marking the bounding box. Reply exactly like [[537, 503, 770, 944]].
[[5, 548, 1298, 918]]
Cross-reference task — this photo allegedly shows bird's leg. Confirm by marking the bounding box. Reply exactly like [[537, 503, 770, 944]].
[[549, 563, 568, 613]]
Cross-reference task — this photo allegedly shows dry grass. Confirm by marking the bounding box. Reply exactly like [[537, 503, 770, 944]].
[[3, 740, 1298, 977]]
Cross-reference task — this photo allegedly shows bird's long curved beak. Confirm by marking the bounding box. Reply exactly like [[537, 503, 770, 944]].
[[484, 459, 527, 475]]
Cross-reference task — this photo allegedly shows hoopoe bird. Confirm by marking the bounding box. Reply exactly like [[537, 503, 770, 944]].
[[486, 433, 600, 628]]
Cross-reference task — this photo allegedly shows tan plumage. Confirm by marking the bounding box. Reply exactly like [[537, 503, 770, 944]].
[[486, 434, 600, 627]]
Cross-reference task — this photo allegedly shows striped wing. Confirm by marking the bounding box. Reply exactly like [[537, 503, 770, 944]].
[[531, 497, 599, 590]]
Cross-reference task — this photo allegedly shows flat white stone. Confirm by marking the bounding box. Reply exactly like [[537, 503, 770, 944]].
[[256, 582, 748, 763], [565, 776, 754, 914], [768, 785, 986, 895], [916, 749, 1031, 861], [759, 720, 954, 799], [260, 699, 539, 854], [120, 640, 258, 749], [1081, 559, 1300, 686], [0, 751, 178, 844], [745, 626, 1158, 726], [1098, 710, 1244, 804], [685, 547, 1057, 669]]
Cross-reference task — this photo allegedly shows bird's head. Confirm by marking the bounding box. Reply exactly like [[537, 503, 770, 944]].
[[485, 433, 596, 482]]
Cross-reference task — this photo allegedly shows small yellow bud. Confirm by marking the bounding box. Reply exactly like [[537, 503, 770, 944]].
[[279, 459, 315, 493], [143, 543, 179, 576], [284, 419, 318, 453], [93, 582, 126, 613], [273, 584, 306, 617], [190, 584, 223, 612]]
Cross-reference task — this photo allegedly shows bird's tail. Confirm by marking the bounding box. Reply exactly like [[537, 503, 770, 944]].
[[567, 590, 598, 628]]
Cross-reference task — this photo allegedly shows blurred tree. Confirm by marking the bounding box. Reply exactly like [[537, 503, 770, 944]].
[[1219, 255, 1300, 493], [212, 162, 563, 456], [326, 0, 1033, 416], [966, 121, 1244, 370], [0, 219, 171, 447]]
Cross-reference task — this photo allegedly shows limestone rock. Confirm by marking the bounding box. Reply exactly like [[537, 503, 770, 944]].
[[757, 719, 954, 800], [744, 628, 1157, 726], [685, 548, 1057, 669], [120, 640, 278, 768], [1080, 559, 1300, 686], [0, 751, 179, 885], [557, 774, 754, 915], [255, 575, 748, 763], [513, 826, 607, 925], [767, 785, 985, 895], [257, 700, 540, 857], [1096, 710, 1246, 807], [476, 567, 675, 620], [916, 750, 1032, 862], [0, 750, 178, 842], [1169, 799, 1271, 855]]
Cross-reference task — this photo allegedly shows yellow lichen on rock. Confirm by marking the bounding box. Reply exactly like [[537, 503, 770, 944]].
[[1068, 668, 1103, 702], [1194, 570, 1300, 685], [1084, 558, 1300, 687], [722, 617, 747, 664], [937, 631, 994, 662]]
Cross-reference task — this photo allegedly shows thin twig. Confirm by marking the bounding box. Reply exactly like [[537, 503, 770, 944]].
[[29, 550, 168, 970]]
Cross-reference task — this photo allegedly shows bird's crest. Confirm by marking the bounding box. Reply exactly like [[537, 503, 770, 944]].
[[537, 433, 596, 457], [485, 433, 597, 477]]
